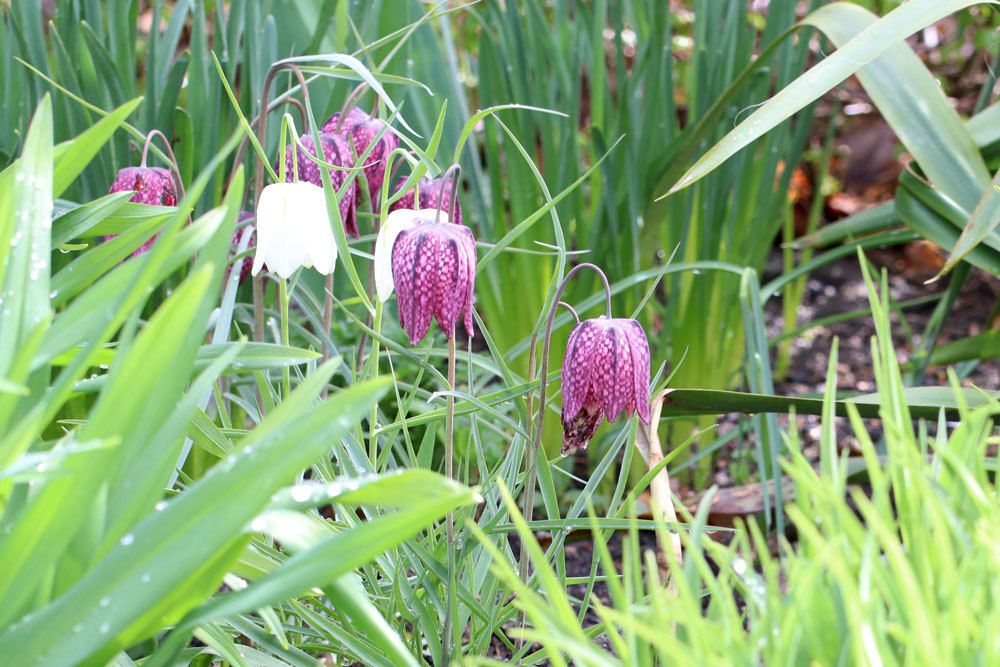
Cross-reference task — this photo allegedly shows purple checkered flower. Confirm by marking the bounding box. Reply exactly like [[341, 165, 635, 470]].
[[283, 132, 358, 237], [389, 176, 462, 227], [390, 214, 476, 345], [104, 166, 178, 255], [323, 107, 398, 207], [560, 317, 651, 455]]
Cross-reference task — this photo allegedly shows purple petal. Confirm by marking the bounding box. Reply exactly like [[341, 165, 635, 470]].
[[562, 320, 599, 421], [106, 166, 179, 256], [391, 222, 477, 345], [389, 176, 462, 227], [324, 109, 399, 207], [589, 321, 634, 422], [624, 319, 651, 423]]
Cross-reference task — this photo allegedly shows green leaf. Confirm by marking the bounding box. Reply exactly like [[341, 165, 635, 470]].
[[936, 167, 1000, 277], [666, 0, 993, 196], [659, 387, 1000, 422], [0, 375, 390, 665], [0, 95, 52, 379], [52, 96, 142, 197]]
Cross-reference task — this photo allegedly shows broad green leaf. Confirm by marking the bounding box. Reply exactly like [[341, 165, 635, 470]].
[[51, 191, 133, 246], [0, 375, 389, 665], [52, 97, 142, 197], [0, 95, 52, 378], [659, 386, 1000, 422], [805, 3, 988, 212], [937, 167, 1000, 277], [666, 0, 994, 196], [0, 265, 217, 624]]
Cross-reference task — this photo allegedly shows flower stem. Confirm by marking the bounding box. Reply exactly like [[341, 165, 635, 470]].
[[518, 262, 612, 629], [279, 277, 291, 398], [253, 277, 264, 343], [322, 274, 334, 364], [442, 333, 458, 664], [367, 301, 384, 465], [434, 164, 462, 225]]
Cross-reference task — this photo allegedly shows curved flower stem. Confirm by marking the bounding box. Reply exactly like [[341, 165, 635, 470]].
[[253, 62, 314, 346], [557, 301, 581, 326], [518, 263, 612, 623], [140, 129, 188, 210], [332, 82, 369, 133], [442, 333, 458, 664], [225, 97, 307, 197], [434, 164, 462, 225]]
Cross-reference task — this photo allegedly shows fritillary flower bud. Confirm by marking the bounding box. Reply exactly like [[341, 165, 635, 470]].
[[283, 132, 358, 237], [252, 181, 338, 279], [323, 107, 398, 207], [390, 213, 476, 345], [560, 317, 651, 455], [389, 176, 463, 227], [104, 166, 178, 255]]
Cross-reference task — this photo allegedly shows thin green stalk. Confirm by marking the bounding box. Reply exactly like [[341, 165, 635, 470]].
[[442, 334, 458, 664], [279, 277, 290, 398], [368, 301, 383, 465]]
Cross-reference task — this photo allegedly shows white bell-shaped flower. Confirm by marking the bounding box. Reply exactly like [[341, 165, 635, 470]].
[[252, 181, 338, 279], [374, 208, 449, 302]]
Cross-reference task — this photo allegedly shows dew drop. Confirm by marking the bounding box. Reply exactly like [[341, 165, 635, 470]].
[[99, 622, 110, 634], [99, 597, 110, 607], [291, 485, 312, 503], [154, 500, 168, 511], [119, 533, 134, 546]]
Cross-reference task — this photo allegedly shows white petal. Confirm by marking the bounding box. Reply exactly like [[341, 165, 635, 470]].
[[374, 208, 446, 302], [252, 182, 336, 279]]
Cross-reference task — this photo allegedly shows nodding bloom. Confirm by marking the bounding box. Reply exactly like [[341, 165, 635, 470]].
[[389, 176, 462, 227], [231, 210, 255, 284], [323, 107, 398, 207], [251, 181, 337, 279], [283, 132, 358, 237], [560, 317, 651, 455], [105, 166, 178, 255], [382, 209, 476, 345]]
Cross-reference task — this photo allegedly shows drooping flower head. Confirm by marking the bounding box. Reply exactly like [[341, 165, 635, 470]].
[[388, 211, 476, 345], [105, 166, 179, 255], [109, 166, 178, 206], [323, 107, 398, 207], [561, 317, 651, 455], [389, 175, 463, 227], [283, 132, 358, 237], [252, 181, 337, 279]]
